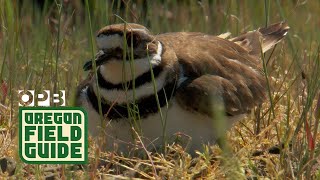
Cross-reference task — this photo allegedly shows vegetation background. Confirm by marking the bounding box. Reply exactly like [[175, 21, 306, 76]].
[[0, 0, 320, 179]]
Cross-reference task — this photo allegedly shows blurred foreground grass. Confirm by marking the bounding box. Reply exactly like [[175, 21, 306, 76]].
[[0, 0, 320, 179]]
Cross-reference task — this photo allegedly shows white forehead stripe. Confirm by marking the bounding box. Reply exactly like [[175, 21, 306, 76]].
[[131, 28, 148, 34], [96, 28, 148, 50], [96, 34, 123, 50]]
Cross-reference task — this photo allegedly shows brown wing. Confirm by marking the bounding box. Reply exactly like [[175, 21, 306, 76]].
[[175, 74, 265, 116], [157, 32, 267, 116]]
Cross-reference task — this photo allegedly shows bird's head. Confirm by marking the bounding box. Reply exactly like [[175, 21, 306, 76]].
[[83, 23, 161, 72]]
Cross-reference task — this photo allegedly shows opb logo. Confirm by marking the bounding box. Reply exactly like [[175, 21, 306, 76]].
[[18, 90, 65, 107]]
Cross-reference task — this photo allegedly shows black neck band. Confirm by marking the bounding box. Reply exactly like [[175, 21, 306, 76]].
[[97, 66, 163, 90], [86, 80, 176, 120]]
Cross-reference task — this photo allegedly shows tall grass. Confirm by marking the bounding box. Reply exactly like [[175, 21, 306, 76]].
[[0, 0, 320, 178]]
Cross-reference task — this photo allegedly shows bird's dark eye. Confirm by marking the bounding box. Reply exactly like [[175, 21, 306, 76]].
[[126, 32, 140, 48]]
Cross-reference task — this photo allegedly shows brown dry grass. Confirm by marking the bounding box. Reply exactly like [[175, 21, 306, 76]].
[[1, 0, 320, 179]]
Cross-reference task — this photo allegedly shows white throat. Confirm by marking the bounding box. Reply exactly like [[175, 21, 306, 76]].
[[99, 41, 163, 84]]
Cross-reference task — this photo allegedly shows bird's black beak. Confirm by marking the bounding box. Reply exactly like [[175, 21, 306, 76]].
[[83, 50, 109, 71], [83, 60, 93, 71]]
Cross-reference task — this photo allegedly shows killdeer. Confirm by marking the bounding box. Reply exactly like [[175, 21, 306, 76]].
[[77, 22, 289, 153]]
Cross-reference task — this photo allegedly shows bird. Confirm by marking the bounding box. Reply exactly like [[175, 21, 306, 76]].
[[76, 22, 289, 154]]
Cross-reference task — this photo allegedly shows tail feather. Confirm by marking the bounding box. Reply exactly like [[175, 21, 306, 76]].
[[230, 21, 290, 56], [258, 21, 290, 53]]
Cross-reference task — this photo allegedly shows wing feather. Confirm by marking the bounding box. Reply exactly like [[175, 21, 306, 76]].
[[157, 31, 267, 117]]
